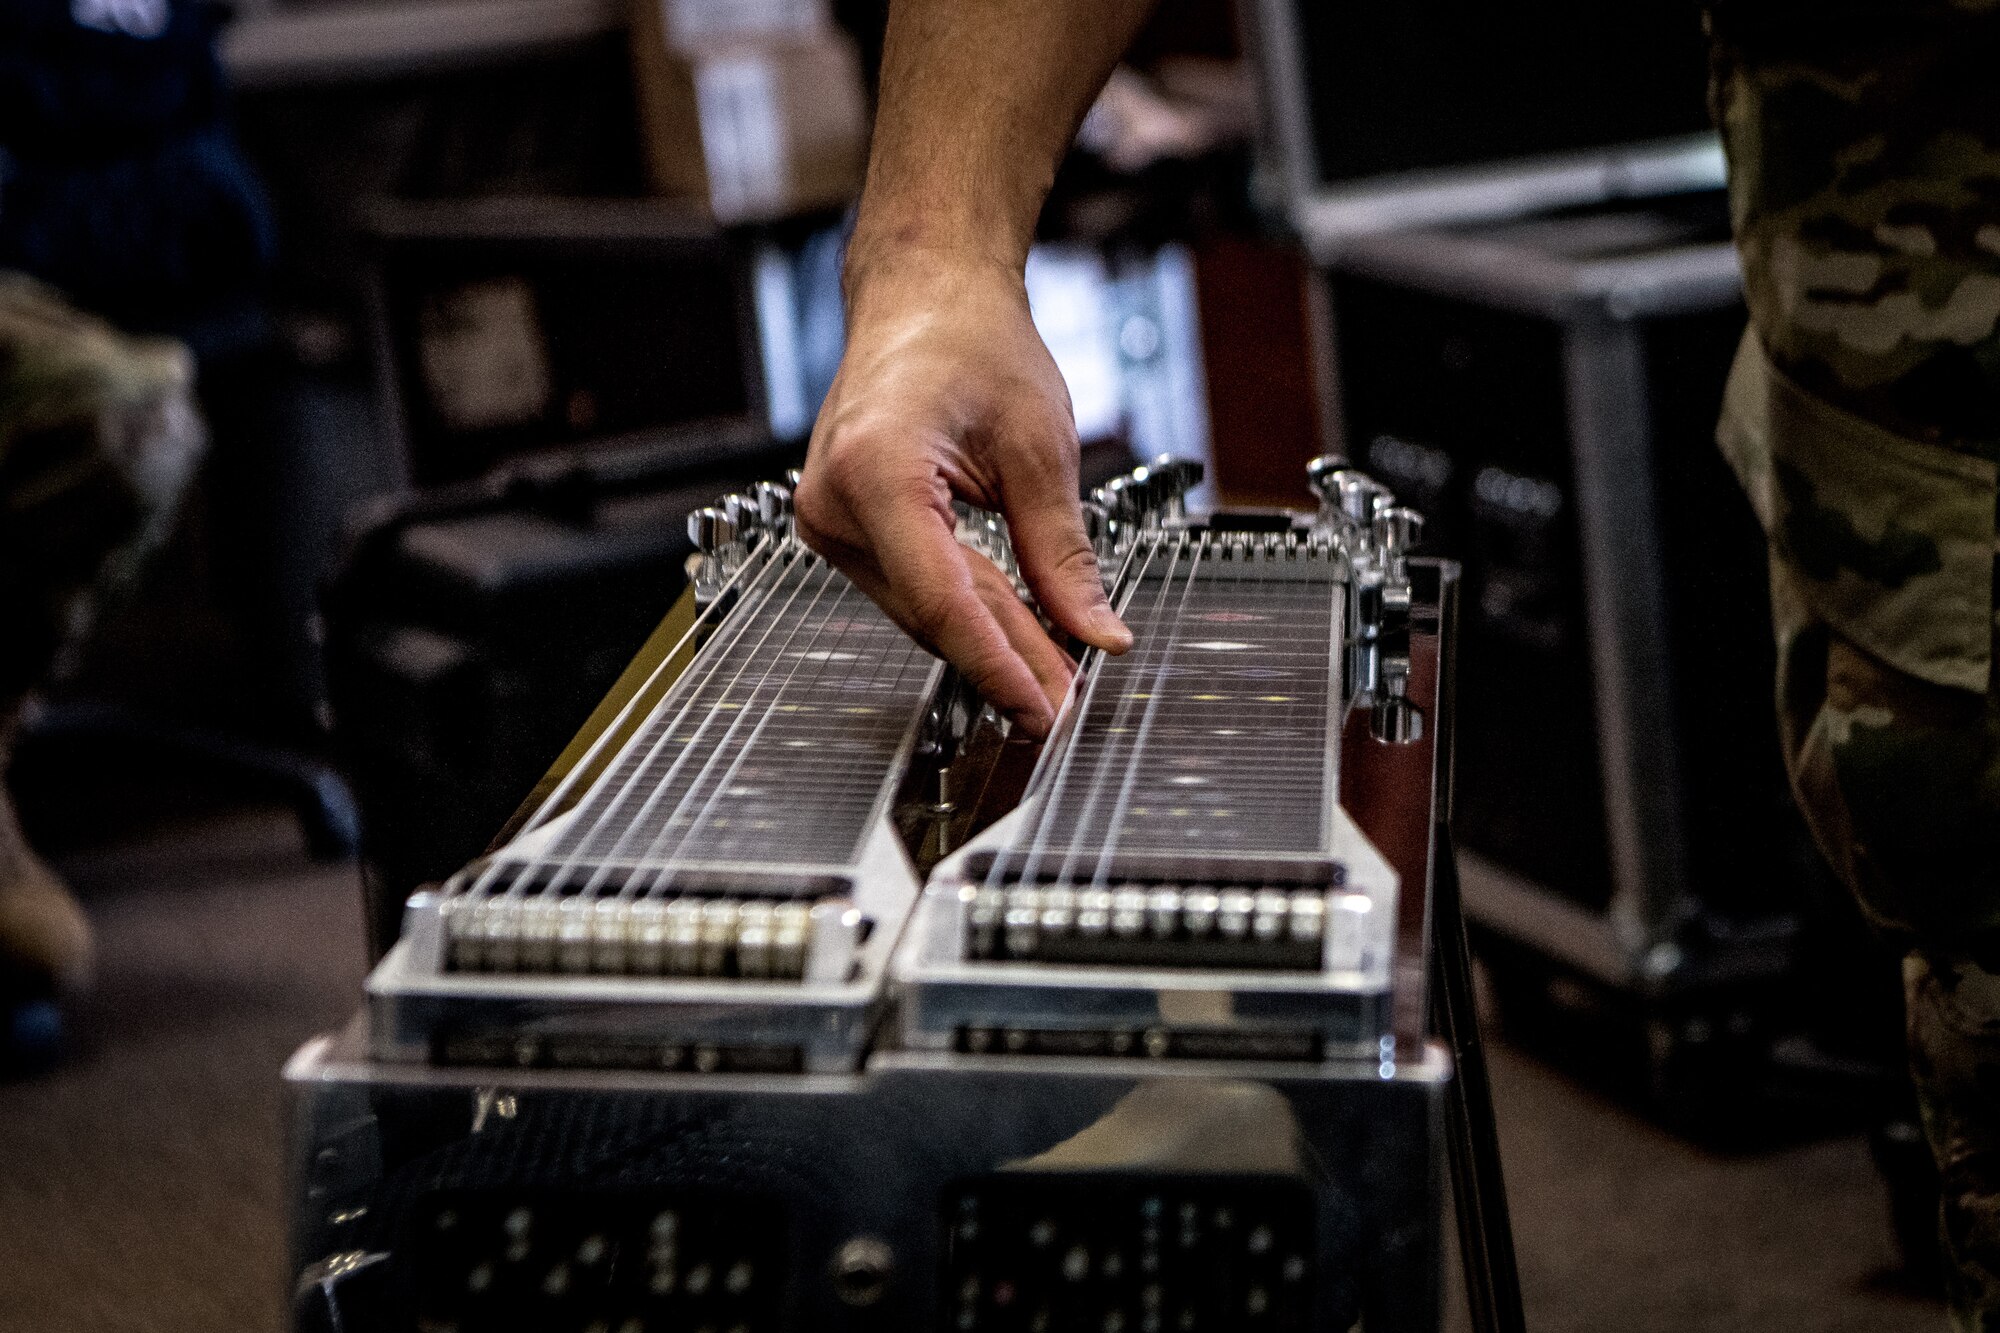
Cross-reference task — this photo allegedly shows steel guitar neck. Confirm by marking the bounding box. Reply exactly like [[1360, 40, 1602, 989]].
[[899, 506, 1414, 1061], [979, 529, 1349, 890], [368, 476, 962, 1073]]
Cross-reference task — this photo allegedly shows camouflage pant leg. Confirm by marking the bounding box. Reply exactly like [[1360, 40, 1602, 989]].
[[1909, 953, 2000, 1329], [1772, 558, 2000, 1331], [0, 273, 205, 735], [1711, 5, 2000, 1325]]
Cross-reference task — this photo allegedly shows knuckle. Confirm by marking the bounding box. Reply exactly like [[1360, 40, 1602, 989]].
[[900, 584, 961, 638], [1047, 539, 1102, 588], [790, 482, 839, 555]]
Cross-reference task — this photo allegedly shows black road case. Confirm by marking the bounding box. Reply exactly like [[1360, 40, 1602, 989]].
[[1304, 189, 1893, 1127]]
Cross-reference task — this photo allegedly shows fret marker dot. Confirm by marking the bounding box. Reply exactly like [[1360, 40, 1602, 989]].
[[792, 650, 860, 662], [1188, 641, 1253, 651], [1169, 776, 1208, 786]]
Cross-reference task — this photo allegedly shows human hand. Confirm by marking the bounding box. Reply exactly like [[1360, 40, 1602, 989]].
[[794, 250, 1132, 738]]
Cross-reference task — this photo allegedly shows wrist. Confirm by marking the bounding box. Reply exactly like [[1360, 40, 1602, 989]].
[[841, 234, 1029, 326]]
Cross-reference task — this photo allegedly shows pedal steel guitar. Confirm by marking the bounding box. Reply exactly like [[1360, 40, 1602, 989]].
[[287, 455, 1463, 1333]]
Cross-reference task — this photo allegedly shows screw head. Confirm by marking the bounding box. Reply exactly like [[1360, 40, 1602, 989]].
[[830, 1236, 896, 1307]]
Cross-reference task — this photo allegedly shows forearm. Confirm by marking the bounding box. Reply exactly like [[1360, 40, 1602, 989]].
[[798, 0, 1149, 733], [845, 0, 1157, 296]]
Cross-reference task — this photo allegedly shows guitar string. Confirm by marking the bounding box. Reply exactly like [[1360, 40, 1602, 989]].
[[1039, 531, 1198, 889], [573, 552, 848, 902], [1048, 530, 1210, 892], [500, 529, 778, 842], [995, 531, 1176, 891], [546, 547, 827, 901], [492, 542, 820, 904], [633, 568, 932, 903], [1000, 524, 1168, 888], [558, 550, 847, 906], [983, 533, 1167, 893], [1076, 531, 1217, 894], [1080, 544, 1344, 872], [456, 533, 793, 905], [626, 559, 879, 902]]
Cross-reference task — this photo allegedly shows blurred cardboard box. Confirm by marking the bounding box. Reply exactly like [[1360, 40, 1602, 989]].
[[631, 0, 867, 224]]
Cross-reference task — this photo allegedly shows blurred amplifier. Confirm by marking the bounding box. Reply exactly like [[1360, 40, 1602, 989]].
[[289, 456, 1460, 1331], [1304, 174, 1841, 1100]]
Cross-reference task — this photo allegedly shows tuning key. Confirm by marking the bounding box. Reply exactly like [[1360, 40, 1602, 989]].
[[1339, 475, 1394, 529], [1147, 454, 1204, 517], [1305, 454, 1349, 502], [1374, 506, 1424, 559], [687, 506, 738, 555], [755, 480, 793, 528], [719, 492, 757, 538]]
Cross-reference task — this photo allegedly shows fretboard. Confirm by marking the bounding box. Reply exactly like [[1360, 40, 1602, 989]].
[[989, 532, 1344, 886], [515, 547, 940, 886]]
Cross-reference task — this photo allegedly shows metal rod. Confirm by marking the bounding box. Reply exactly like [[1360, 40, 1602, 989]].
[[1433, 834, 1529, 1333]]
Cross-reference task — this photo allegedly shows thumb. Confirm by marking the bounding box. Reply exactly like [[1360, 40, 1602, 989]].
[[1001, 455, 1133, 656]]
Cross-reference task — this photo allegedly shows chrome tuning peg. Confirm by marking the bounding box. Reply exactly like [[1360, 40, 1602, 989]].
[[1081, 499, 1108, 546], [688, 504, 741, 605], [718, 492, 758, 541], [784, 467, 805, 491], [687, 506, 738, 554], [1371, 691, 1425, 745], [1080, 499, 1119, 567], [755, 480, 793, 528], [1305, 454, 1349, 502], [1097, 475, 1140, 524], [1374, 505, 1424, 559], [1339, 474, 1394, 529], [1147, 454, 1204, 518]]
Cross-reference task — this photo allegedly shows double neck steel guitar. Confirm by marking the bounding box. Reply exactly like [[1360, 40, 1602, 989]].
[[290, 456, 1457, 1333]]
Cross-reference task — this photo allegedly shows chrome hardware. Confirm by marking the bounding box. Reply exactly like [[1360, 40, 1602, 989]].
[[1305, 453, 1346, 499], [1141, 453, 1204, 520], [1304, 462, 1426, 743], [1337, 475, 1393, 540], [687, 505, 736, 554], [755, 480, 793, 532], [686, 505, 741, 605], [1374, 505, 1424, 577], [1084, 456, 1205, 560]]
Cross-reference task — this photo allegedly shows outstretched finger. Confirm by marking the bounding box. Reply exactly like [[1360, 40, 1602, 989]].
[[998, 440, 1131, 656], [851, 499, 1059, 736]]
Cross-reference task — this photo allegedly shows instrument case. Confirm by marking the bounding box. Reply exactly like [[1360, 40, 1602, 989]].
[[1296, 172, 1901, 1132]]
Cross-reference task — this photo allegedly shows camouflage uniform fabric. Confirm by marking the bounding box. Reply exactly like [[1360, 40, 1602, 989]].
[[0, 273, 203, 995], [1708, 4, 2000, 1324]]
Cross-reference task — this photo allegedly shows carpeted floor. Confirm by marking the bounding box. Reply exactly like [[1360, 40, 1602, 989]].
[[0, 808, 1947, 1333]]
